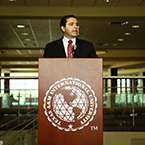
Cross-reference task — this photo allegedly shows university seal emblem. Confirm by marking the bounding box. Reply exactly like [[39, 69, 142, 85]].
[[43, 78, 97, 131]]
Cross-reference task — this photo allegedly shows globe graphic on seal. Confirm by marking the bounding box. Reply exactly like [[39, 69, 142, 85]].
[[52, 86, 89, 122]]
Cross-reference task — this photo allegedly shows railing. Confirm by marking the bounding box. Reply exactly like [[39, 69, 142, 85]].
[[3, 118, 38, 145], [103, 76, 145, 108], [103, 76, 145, 131], [0, 108, 38, 130], [0, 76, 145, 132], [0, 108, 38, 145], [0, 76, 38, 108]]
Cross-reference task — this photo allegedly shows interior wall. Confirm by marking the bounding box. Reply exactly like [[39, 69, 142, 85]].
[[103, 132, 145, 145]]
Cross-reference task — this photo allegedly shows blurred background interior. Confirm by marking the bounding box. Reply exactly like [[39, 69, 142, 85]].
[[0, 0, 145, 145]]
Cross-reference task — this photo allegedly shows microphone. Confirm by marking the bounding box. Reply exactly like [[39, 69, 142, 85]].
[[70, 45, 77, 58], [72, 45, 77, 53]]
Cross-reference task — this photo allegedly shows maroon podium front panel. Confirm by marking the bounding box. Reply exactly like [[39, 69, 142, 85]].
[[38, 58, 103, 145]]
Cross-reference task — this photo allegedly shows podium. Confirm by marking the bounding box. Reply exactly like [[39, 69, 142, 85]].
[[38, 58, 103, 145]]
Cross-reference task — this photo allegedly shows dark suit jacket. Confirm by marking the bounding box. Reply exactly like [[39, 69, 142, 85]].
[[43, 37, 98, 58]]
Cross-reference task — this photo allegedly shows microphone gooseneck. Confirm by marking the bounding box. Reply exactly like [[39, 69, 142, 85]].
[[70, 45, 77, 58], [72, 45, 77, 52]]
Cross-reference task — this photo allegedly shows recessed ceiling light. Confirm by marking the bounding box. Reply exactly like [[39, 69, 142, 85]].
[[24, 43, 35, 46], [17, 25, 25, 28], [118, 38, 124, 42], [104, 0, 111, 2], [102, 43, 109, 46], [113, 43, 118, 46], [132, 25, 140, 28], [21, 33, 28, 36], [8, 0, 16, 2], [96, 50, 106, 55], [124, 32, 131, 36], [25, 39, 31, 41]]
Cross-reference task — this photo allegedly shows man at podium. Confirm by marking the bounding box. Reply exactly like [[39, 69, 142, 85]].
[[43, 15, 98, 58]]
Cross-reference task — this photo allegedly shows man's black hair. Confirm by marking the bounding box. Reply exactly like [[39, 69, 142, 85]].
[[60, 15, 76, 27]]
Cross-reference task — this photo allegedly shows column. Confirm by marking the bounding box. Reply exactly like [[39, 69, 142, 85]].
[[0, 68, 1, 108], [0, 68, 1, 93], [4, 73, 10, 94], [111, 68, 117, 107], [3, 73, 10, 108], [143, 72, 145, 94], [143, 72, 145, 106], [107, 68, 118, 108]]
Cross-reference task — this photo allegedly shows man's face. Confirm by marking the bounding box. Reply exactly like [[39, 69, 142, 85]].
[[61, 17, 79, 39]]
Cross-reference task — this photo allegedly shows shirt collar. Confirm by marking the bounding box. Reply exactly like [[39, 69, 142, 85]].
[[63, 36, 76, 44]]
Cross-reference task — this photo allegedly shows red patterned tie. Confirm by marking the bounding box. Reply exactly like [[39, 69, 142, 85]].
[[67, 40, 72, 58]]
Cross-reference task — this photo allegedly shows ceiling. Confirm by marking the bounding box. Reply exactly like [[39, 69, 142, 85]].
[[0, 0, 145, 76]]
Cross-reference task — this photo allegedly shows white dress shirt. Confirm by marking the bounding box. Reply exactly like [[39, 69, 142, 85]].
[[62, 36, 76, 57]]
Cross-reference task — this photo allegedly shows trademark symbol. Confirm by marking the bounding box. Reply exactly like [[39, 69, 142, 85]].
[[90, 126, 98, 130]]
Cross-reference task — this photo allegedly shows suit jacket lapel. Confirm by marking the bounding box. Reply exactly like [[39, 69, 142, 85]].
[[74, 37, 81, 58], [55, 37, 81, 58], [56, 37, 67, 58]]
